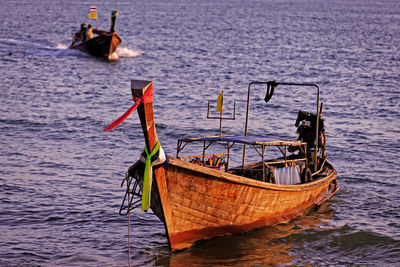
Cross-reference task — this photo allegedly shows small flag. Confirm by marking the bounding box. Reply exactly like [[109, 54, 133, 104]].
[[89, 5, 97, 19], [89, 12, 97, 19], [216, 91, 224, 112]]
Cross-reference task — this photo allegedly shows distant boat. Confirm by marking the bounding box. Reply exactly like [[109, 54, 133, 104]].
[[69, 10, 121, 60], [111, 79, 339, 251]]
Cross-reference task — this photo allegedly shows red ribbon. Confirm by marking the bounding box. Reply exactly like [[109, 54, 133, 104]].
[[103, 84, 153, 132]]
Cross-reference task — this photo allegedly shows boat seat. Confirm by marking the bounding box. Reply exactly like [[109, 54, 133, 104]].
[[273, 165, 301, 185]]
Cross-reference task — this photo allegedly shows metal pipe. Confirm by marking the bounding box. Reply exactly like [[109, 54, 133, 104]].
[[242, 81, 270, 168], [242, 81, 321, 173], [262, 145, 265, 181]]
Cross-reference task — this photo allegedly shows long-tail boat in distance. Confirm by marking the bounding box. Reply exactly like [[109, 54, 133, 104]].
[[107, 79, 338, 251], [69, 11, 121, 60]]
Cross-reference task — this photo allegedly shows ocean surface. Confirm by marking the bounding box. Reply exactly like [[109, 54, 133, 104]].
[[1, 0, 399, 266]]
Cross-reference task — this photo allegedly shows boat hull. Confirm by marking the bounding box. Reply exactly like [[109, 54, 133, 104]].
[[69, 32, 121, 59], [152, 157, 338, 251]]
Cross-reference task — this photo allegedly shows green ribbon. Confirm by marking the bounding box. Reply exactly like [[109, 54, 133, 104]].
[[141, 141, 160, 212]]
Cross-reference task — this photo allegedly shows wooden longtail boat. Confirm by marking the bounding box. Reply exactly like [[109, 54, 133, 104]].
[[111, 79, 338, 251], [69, 11, 121, 60]]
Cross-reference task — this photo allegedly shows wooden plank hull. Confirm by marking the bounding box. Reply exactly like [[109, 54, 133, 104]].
[[152, 157, 338, 251], [69, 32, 121, 60]]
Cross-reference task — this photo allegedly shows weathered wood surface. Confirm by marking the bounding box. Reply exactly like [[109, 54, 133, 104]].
[[154, 157, 337, 251], [131, 80, 157, 152], [109, 33, 121, 55], [132, 80, 173, 247]]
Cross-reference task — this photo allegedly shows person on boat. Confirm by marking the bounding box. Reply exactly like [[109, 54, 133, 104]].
[[80, 23, 88, 41], [87, 24, 93, 39], [72, 31, 80, 43], [72, 23, 87, 42]]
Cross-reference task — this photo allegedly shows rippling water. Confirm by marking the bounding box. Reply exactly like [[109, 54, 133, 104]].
[[1, 0, 399, 266]]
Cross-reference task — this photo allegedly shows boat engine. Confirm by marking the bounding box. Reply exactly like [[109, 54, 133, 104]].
[[295, 110, 325, 151]]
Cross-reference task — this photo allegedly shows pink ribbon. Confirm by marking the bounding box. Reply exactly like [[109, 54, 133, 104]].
[[103, 84, 153, 132]]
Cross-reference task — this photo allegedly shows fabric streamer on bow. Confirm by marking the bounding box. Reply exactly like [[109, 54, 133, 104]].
[[103, 84, 153, 132], [139, 142, 169, 212], [141, 141, 160, 212]]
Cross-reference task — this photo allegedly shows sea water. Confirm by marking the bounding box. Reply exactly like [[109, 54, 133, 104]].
[[1, 0, 399, 266]]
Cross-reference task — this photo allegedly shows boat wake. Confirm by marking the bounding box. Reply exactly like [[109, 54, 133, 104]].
[[115, 47, 144, 58], [0, 38, 53, 50], [56, 43, 69, 49], [0, 38, 87, 57], [0, 38, 142, 60]]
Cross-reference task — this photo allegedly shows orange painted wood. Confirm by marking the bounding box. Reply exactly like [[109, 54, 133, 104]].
[[154, 157, 337, 251], [131, 80, 158, 152], [109, 33, 121, 55], [132, 80, 176, 250]]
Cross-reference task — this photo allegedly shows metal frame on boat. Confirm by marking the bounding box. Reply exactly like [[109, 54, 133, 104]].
[[112, 79, 338, 251]]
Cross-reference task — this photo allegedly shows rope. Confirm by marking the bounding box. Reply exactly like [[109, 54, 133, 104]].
[[128, 212, 131, 267], [124, 170, 133, 267]]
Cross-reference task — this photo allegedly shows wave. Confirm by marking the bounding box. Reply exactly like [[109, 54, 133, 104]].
[[55, 43, 69, 49], [104, 47, 143, 60], [116, 47, 144, 58], [1, 38, 142, 60], [0, 38, 52, 49], [0, 38, 83, 57]]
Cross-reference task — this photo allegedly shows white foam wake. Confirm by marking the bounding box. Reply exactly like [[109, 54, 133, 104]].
[[116, 47, 144, 58], [52, 43, 143, 59], [56, 43, 69, 49]]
